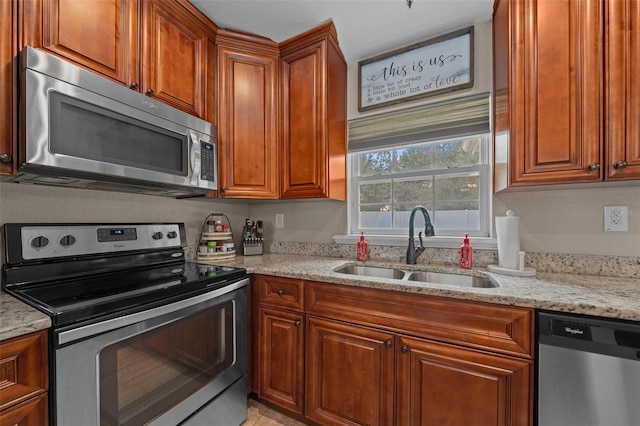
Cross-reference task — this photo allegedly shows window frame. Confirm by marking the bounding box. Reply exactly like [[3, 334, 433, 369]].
[[347, 133, 493, 240]]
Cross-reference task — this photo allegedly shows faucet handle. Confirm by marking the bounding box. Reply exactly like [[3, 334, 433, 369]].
[[418, 231, 424, 248]]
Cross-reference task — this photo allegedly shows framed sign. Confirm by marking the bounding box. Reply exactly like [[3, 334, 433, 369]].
[[358, 27, 474, 112]]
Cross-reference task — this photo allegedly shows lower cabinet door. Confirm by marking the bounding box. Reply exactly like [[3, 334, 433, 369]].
[[305, 316, 395, 426], [397, 336, 532, 426], [258, 307, 304, 414]]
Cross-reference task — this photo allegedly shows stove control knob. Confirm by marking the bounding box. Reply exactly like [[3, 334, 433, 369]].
[[152, 232, 164, 240], [59, 235, 76, 247], [167, 231, 178, 239], [30, 236, 50, 248]]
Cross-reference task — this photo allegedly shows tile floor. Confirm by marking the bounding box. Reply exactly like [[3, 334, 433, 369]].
[[242, 399, 306, 426]]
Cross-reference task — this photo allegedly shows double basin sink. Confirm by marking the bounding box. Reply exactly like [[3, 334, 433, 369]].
[[334, 264, 499, 288]]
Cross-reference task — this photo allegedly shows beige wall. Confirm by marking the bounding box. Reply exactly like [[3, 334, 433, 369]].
[[0, 183, 250, 258], [494, 185, 640, 257], [248, 200, 347, 243]]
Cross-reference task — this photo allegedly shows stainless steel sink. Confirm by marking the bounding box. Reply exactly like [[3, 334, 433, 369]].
[[334, 264, 499, 288], [405, 271, 498, 288], [334, 265, 406, 280]]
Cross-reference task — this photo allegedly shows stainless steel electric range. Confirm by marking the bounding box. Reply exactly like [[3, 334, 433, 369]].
[[1, 223, 248, 426]]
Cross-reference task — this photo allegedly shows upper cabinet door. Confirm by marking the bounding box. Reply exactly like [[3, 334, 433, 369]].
[[280, 42, 327, 198], [280, 22, 347, 201], [494, 0, 604, 187], [140, 0, 211, 118], [606, 0, 640, 180], [38, 0, 137, 86], [217, 32, 279, 198]]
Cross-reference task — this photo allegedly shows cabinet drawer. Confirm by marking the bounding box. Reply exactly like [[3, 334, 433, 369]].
[[306, 281, 534, 359], [259, 275, 305, 311], [0, 330, 48, 411], [0, 393, 48, 426]]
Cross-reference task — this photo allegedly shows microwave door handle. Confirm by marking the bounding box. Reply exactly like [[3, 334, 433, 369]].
[[189, 130, 201, 186]]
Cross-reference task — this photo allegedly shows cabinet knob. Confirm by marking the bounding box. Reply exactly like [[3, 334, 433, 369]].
[[401, 345, 409, 354], [145, 88, 154, 96], [385, 340, 393, 348], [614, 161, 629, 169], [588, 162, 600, 171], [129, 82, 139, 90], [220, 187, 227, 193], [277, 289, 285, 296], [294, 320, 301, 327], [0, 153, 12, 163]]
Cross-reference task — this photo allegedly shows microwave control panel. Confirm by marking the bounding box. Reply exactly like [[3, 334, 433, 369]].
[[200, 141, 216, 182]]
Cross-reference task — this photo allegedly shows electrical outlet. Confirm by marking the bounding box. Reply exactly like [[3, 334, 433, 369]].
[[275, 213, 284, 229], [604, 206, 628, 232]]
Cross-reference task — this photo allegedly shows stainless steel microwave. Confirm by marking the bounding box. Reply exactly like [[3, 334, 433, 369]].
[[6, 46, 217, 198]]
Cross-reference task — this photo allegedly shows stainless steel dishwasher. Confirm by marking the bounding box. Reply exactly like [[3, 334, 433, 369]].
[[537, 311, 640, 426]]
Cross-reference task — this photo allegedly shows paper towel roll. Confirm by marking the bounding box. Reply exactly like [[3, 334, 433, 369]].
[[495, 210, 520, 270]]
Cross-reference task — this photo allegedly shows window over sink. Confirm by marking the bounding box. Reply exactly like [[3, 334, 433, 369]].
[[345, 94, 492, 245]]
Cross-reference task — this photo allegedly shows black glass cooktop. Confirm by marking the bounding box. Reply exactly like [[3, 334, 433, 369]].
[[5, 261, 246, 328]]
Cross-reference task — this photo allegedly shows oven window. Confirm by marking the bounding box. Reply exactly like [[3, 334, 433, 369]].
[[98, 302, 234, 426], [49, 92, 188, 176]]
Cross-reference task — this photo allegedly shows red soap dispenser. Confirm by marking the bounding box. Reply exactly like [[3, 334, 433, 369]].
[[357, 232, 369, 262], [460, 233, 472, 269]]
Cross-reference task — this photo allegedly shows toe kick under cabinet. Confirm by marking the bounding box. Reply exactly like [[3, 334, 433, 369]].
[[254, 275, 534, 426]]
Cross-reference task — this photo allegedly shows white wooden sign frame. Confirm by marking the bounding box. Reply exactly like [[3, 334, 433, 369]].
[[358, 27, 474, 112]]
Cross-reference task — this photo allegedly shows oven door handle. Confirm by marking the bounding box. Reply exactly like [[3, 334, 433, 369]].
[[57, 278, 248, 346]]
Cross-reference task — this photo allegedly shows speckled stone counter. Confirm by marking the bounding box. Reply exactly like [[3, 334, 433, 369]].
[[0, 291, 51, 341], [216, 254, 640, 322], [3, 252, 638, 342]]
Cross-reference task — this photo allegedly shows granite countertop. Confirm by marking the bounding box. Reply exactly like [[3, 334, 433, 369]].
[[220, 254, 640, 322], [2, 253, 638, 341], [0, 291, 51, 341]]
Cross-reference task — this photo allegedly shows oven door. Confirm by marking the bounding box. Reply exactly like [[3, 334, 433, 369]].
[[53, 279, 248, 426]]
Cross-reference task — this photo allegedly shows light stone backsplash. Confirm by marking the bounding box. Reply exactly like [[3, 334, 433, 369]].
[[263, 242, 639, 279]]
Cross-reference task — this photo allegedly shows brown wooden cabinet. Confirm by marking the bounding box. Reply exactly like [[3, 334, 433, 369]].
[[259, 307, 305, 415], [0, 330, 49, 426], [1, 0, 16, 175], [305, 281, 534, 426], [397, 336, 532, 426], [605, 0, 640, 180], [493, 0, 603, 187], [279, 22, 347, 200], [22, 0, 138, 87], [256, 275, 306, 415], [19, 0, 216, 121], [216, 30, 279, 198], [493, 0, 639, 189], [253, 275, 534, 425], [305, 316, 395, 426], [140, 0, 215, 119]]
